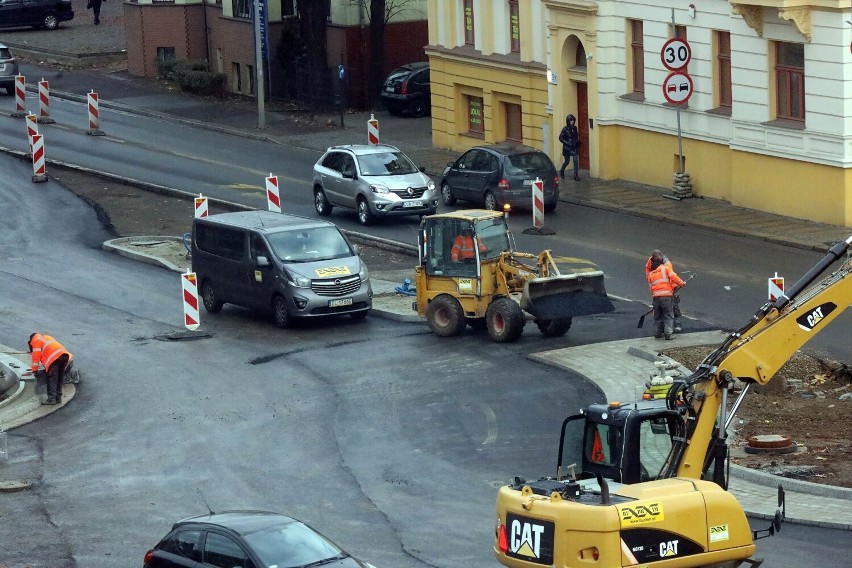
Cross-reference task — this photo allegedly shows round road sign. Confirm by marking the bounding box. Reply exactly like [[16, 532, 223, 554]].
[[662, 71, 693, 105], [661, 38, 691, 71]]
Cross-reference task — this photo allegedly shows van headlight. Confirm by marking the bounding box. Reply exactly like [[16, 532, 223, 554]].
[[427, 179, 435, 191], [359, 263, 370, 281], [290, 272, 311, 288], [370, 184, 390, 194]]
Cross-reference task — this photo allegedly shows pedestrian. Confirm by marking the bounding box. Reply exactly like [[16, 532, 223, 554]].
[[28, 333, 73, 405], [645, 250, 684, 332], [646, 252, 686, 340], [558, 114, 581, 181], [87, 0, 104, 25]]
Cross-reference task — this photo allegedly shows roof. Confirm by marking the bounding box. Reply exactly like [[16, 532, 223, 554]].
[[176, 510, 297, 536], [423, 209, 505, 222], [476, 142, 542, 156], [326, 144, 401, 155], [395, 61, 429, 72], [195, 211, 333, 233]]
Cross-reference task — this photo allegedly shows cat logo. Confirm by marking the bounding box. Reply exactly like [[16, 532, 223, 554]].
[[796, 302, 836, 331], [314, 266, 351, 277], [618, 502, 665, 527], [709, 524, 730, 543], [659, 540, 679, 557], [505, 514, 554, 565]]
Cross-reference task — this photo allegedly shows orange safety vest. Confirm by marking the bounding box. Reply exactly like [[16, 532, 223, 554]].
[[30, 334, 73, 373], [451, 235, 484, 261], [591, 430, 606, 463], [647, 264, 685, 298]]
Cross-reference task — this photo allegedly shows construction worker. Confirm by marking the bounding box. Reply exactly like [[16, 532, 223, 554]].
[[450, 227, 485, 262], [29, 333, 73, 405], [647, 252, 686, 340], [645, 250, 684, 332]]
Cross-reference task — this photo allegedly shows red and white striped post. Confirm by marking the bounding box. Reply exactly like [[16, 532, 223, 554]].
[[86, 90, 105, 136], [37, 79, 56, 124], [194, 194, 208, 218], [768, 273, 785, 302], [367, 114, 379, 145], [26, 113, 38, 154], [12, 75, 27, 118], [531, 177, 544, 230], [266, 173, 281, 213], [182, 271, 200, 331], [31, 133, 47, 183]]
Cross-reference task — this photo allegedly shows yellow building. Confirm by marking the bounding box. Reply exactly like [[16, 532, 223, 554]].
[[427, 0, 852, 226]]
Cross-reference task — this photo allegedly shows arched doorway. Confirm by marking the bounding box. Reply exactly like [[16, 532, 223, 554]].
[[561, 37, 590, 170]]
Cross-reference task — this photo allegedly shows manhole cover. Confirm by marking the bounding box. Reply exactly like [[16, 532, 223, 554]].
[[154, 330, 213, 342]]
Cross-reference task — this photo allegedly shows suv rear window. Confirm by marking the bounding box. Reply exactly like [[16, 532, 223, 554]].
[[0, 48, 12, 59], [505, 152, 553, 175]]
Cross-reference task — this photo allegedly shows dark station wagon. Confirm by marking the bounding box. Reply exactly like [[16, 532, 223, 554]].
[[0, 0, 75, 30]]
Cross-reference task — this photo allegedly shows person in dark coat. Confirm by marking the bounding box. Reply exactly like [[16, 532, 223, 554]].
[[558, 114, 581, 181], [88, 0, 103, 25]]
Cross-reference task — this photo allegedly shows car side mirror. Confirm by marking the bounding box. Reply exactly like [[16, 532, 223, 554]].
[[257, 255, 270, 267], [352, 244, 361, 255], [342, 170, 356, 179], [447, 162, 454, 168], [419, 166, 426, 173]]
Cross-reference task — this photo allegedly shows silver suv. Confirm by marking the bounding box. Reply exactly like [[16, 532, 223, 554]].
[[312, 144, 438, 225], [0, 43, 20, 96]]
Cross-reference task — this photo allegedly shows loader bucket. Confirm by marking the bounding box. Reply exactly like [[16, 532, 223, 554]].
[[520, 271, 614, 320]]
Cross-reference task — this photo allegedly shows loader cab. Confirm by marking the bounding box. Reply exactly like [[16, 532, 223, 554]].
[[418, 212, 513, 279], [557, 400, 682, 484]]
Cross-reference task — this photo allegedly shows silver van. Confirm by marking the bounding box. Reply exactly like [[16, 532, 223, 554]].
[[191, 211, 372, 327]]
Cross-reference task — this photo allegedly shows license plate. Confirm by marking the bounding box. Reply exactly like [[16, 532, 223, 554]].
[[402, 200, 422, 208], [329, 298, 353, 307], [522, 179, 534, 186], [385, 86, 394, 92]]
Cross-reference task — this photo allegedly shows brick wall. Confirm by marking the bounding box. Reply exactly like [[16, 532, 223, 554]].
[[125, 4, 207, 77]]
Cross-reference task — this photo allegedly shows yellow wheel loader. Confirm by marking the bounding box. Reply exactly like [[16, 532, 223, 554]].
[[495, 235, 852, 567], [413, 210, 614, 342]]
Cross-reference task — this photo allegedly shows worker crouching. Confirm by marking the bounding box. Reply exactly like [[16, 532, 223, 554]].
[[29, 333, 73, 405], [646, 252, 686, 339]]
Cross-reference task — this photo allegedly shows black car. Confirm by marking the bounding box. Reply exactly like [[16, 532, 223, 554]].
[[0, 0, 74, 30], [379, 61, 430, 118], [440, 143, 560, 212], [143, 510, 376, 568]]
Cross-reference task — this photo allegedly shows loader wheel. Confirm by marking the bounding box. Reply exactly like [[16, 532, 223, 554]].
[[426, 295, 467, 337], [536, 318, 572, 337], [486, 297, 525, 343]]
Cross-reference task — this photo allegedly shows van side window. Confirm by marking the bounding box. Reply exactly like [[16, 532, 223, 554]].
[[250, 234, 270, 262], [196, 225, 245, 261]]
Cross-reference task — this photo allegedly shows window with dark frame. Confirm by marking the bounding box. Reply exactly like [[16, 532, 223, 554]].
[[509, 0, 520, 53], [630, 20, 644, 94], [468, 95, 484, 135], [776, 42, 805, 122], [717, 31, 732, 109], [464, 0, 475, 45], [232, 0, 250, 18], [505, 103, 522, 142], [156, 47, 176, 61]]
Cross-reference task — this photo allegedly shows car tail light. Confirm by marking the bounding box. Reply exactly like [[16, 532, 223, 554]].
[[400, 80, 409, 95], [553, 175, 560, 188], [498, 179, 510, 191], [144, 550, 155, 565], [496, 518, 508, 553]]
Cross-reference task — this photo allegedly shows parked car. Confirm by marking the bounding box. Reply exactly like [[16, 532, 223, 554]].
[[191, 211, 372, 328], [379, 61, 430, 118], [0, 42, 19, 95], [143, 510, 377, 568], [440, 143, 560, 212], [312, 144, 439, 225], [0, 0, 74, 30]]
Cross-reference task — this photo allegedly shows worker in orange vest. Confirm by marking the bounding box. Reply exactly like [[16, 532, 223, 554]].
[[647, 252, 686, 340], [29, 333, 73, 405], [645, 250, 684, 332], [450, 226, 486, 262]]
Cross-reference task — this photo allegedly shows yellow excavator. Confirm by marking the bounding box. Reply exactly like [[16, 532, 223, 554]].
[[494, 235, 852, 567], [414, 210, 613, 342]]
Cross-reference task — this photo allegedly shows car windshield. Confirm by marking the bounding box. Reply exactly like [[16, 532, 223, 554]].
[[357, 151, 418, 176], [505, 152, 553, 175], [475, 217, 512, 260], [266, 226, 353, 263], [243, 521, 348, 568]]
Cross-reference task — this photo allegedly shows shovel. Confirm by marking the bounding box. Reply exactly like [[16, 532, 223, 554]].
[[637, 273, 697, 328]]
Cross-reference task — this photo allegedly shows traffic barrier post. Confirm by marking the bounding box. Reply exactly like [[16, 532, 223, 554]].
[[25, 113, 38, 155], [31, 133, 47, 183], [194, 194, 208, 219], [532, 178, 544, 229], [266, 173, 281, 213], [12, 75, 27, 118], [367, 114, 379, 145], [768, 273, 785, 302], [37, 79, 56, 124], [86, 90, 105, 136], [182, 271, 200, 331]]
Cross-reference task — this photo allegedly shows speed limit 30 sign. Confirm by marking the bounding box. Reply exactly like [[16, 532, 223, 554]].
[[661, 38, 691, 71]]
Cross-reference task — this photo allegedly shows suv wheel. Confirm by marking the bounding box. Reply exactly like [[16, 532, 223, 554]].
[[441, 182, 457, 206], [357, 198, 375, 226], [41, 13, 59, 30], [484, 191, 498, 211], [314, 187, 332, 216]]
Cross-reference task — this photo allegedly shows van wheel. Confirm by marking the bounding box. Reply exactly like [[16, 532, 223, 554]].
[[484, 191, 498, 211], [315, 188, 332, 216], [272, 295, 292, 328], [536, 318, 572, 337], [200, 281, 223, 313], [357, 198, 375, 226], [486, 297, 525, 343], [426, 295, 466, 337], [441, 182, 457, 206]]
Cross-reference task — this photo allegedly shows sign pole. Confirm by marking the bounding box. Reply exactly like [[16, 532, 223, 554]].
[[672, 8, 684, 174], [254, 0, 266, 129]]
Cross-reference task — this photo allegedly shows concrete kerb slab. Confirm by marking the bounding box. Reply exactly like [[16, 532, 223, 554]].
[[730, 463, 852, 501], [103, 236, 188, 272]]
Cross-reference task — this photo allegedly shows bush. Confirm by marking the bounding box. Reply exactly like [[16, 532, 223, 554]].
[[156, 59, 225, 96]]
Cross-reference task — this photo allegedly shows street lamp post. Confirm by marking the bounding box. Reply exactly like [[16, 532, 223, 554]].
[[254, 0, 266, 129]]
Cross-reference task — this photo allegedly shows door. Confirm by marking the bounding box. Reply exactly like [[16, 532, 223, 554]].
[[467, 149, 497, 203], [318, 151, 345, 206], [0, 0, 25, 26], [247, 233, 277, 310], [446, 149, 477, 201], [577, 82, 589, 169]]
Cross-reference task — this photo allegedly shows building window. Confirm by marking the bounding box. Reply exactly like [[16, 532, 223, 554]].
[[776, 42, 804, 122], [509, 1, 520, 53], [232, 62, 241, 92], [468, 95, 484, 136], [716, 31, 731, 109], [674, 25, 687, 72], [282, 0, 294, 16], [463, 0, 474, 45], [629, 19, 644, 94], [505, 102, 522, 142], [156, 47, 176, 61], [232, 0, 250, 19], [247, 64, 255, 96]]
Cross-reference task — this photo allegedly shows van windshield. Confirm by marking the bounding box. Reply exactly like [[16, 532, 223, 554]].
[[266, 226, 353, 263]]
